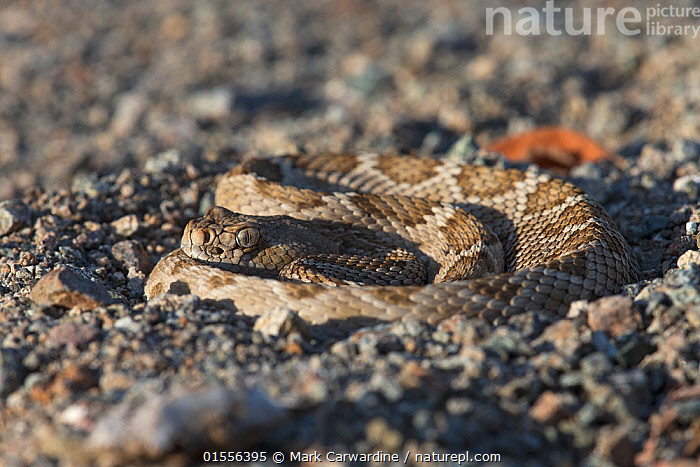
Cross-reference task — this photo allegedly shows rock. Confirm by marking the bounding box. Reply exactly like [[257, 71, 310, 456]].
[[253, 308, 310, 337], [99, 371, 137, 393], [346, 63, 390, 97], [615, 335, 655, 368], [30, 267, 118, 309], [686, 306, 700, 329], [58, 403, 92, 432], [484, 328, 534, 360], [446, 133, 482, 164], [85, 386, 287, 461], [398, 360, 432, 389], [110, 214, 140, 237], [535, 320, 583, 357], [677, 250, 700, 269], [47, 323, 100, 349], [580, 352, 613, 378], [144, 149, 184, 174], [0, 200, 32, 236], [73, 226, 105, 249], [567, 299, 588, 318], [592, 331, 617, 359], [673, 174, 700, 199], [365, 417, 403, 452], [0, 348, 27, 397], [594, 425, 635, 467], [111, 240, 153, 277], [529, 391, 572, 424], [635, 385, 700, 465], [110, 92, 147, 137], [113, 316, 141, 333], [639, 214, 670, 237], [352, 329, 404, 357], [586, 296, 642, 337], [71, 175, 111, 198], [47, 362, 99, 401], [186, 87, 233, 121], [664, 266, 700, 288]]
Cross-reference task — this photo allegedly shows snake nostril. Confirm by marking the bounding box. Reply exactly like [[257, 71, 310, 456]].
[[210, 246, 224, 255]]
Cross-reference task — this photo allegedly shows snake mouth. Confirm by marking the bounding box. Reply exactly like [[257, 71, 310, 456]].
[[187, 249, 281, 277]]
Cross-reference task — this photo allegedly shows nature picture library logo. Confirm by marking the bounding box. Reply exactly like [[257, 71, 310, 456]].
[[486, 1, 700, 38]]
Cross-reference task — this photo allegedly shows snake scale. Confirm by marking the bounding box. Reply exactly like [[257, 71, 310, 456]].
[[145, 153, 640, 325]]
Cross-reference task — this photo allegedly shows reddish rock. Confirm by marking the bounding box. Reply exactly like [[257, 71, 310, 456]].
[[636, 385, 700, 465], [30, 362, 99, 405], [530, 391, 571, 424], [398, 360, 431, 389], [47, 323, 100, 349], [587, 296, 642, 337], [30, 267, 118, 310], [537, 320, 582, 355]]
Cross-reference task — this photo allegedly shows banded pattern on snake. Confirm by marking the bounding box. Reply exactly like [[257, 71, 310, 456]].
[[145, 153, 640, 325]]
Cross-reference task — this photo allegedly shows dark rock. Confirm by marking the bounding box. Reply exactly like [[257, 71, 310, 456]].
[[111, 240, 153, 277], [352, 329, 404, 357], [592, 331, 617, 359], [594, 425, 635, 467], [576, 402, 605, 427], [73, 229, 105, 249], [0, 200, 32, 236], [580, 352, 613, 378], [642, 215, 670, 235], [615, 335, 655, 368], [0, 348, 27, 397]]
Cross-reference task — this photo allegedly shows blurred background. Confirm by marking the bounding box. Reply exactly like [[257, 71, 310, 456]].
[[0, 0, 697, 198]]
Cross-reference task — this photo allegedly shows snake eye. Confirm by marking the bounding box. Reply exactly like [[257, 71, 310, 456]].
[[236, 227, 260, 248]]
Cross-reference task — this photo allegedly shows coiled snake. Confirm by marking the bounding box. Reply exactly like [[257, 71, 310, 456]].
[[145, 153, 640, 325]]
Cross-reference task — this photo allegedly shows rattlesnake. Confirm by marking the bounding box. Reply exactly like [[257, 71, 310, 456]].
[[145, 153, 640, 325]]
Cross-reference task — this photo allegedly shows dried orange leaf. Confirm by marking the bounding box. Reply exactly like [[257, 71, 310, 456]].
[[486, 126, 616, 172]]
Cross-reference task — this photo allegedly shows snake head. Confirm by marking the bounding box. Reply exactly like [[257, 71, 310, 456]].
[[181, 206, 264, 265], [180, 206, 349, 278]]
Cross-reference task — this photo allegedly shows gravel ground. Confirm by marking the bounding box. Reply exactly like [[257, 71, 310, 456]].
[[1, 1, 699, 465]]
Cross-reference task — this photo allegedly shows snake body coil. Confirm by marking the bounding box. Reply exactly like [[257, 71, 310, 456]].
[[145, 153, 640, 325]]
